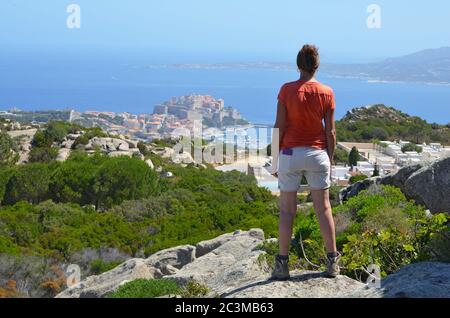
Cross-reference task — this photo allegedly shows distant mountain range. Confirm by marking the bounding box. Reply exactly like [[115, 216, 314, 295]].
[[149, 47, 450, 85], [322, 47, 450, 85]]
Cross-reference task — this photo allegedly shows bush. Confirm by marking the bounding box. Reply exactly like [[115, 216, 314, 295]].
[[72, 127, 107, 149], [94, 157, 158, 210], [349, 175, 368, 185], [28, 147, 58, 163], [90, 259, 122, 275], [0, 132, 19, 167], [49, 154, 103, 206], [180, 280, 210, 298], [108, 279, 181, 298], [4, 164, 53, 205], [401, 143, 423, 153]]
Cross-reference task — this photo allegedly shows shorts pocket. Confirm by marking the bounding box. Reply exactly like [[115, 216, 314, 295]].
[[308, 150, 330, 172], [278, 153, 292, 174]]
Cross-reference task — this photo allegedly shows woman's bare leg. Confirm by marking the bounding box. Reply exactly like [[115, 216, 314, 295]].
[[279, 191, 298, 256], [310, 189, 337, 253]]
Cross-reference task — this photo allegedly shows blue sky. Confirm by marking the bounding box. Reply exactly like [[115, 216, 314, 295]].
[[1, 0, 450, 63]]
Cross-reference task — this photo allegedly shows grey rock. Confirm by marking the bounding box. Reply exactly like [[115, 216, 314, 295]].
[[403, 158, 450, 214], [224, 270, 368, 298], [339, 176, 383, 203], [56, 148, 71, 162], [108, 151, 133, 158], [146, 245, 196, 270], [170, 230, 266, 293], [340, 157, 450, 214], [117, 142, 130, 152], [146, 159, 155, 169], [195, 229, 265, 258], [56, 259, 163, 298], [351, 262, 450, 298], [162, 264, 179, 276]]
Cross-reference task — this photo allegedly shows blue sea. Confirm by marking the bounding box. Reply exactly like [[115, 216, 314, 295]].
[[1, 57, 449, 124]]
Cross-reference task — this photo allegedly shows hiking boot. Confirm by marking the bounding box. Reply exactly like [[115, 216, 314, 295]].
[[325, 252, 341, 278], [271, 256, 290, 281]]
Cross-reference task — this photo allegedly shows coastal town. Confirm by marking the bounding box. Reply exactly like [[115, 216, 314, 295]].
[[2, 98, 450, 194], [0, 94, 248, 142]]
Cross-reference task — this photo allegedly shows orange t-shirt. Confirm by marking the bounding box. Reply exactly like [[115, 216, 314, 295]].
[[278, 80, 335, 150]]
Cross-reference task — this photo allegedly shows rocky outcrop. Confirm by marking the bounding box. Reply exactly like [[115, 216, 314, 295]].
[[145, 245, 196, 271], [55, 229, 450, 298], [56, 259, 163, 298], [340, 157, 450, 214], [350, 262, 450, 298], [56, 148, 71, 162], [403, 159, 450, 214]]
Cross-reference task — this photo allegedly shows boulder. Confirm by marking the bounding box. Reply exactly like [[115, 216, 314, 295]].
[[169, 229, 266, 293], [339, 177, 382, 203], [117, 142, 130, 152], [340, 157, 450, 214], [66, 134, 81, 140], [161, 264, 179, 276], [351, 262, 450, 298], [172, 152, 195, 164], [403, 158, 450, 214], [145, 245, 196, 270], [108, 151, 133, 158], [56, 148, 71, 162], [195, 229, 265, 258], [224, 270, 367, 298], [146, 159, 155, 170], [125, 139, 138, 149], [54, 229, 450, 299], [56, 259, 163, 298]]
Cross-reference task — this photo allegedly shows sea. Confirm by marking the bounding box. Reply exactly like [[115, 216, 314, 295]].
[[1, 57, 450, 125]]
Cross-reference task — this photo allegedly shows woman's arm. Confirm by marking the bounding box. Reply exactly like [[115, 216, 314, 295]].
[[271, 101, 287, 175], [324, 108, 336, 163]]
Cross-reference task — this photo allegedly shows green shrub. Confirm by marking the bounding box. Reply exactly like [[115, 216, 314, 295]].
[[72, 127, 107, 149], [29, 147, 58, 163], [4, 163, 53, 205], [180, 280, 210, 298], [94, 157, 158, 210], [349, 174, 368, 185], [108, 279, 181, 298], [401, 143, 423, 153], [90, 259, 122, 275], [0, 132, 19, 167]]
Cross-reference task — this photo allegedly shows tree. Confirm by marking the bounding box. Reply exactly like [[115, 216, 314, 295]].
[[49, 155, 100, 205], [29, 147, 58, 163], [334, 148, 349, 165], [4, 163, 52, 205], [372, 127, 389, 141], [401, 143, 423, 153], [372, 164, 380, 177], [348, 147, 360, 167], [0, 132, 19, 167], [93, 157, 158, 210]]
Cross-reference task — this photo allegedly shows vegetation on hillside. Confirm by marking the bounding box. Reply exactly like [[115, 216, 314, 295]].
[[336, 105, 450, 145], [260, 185, 449, 280]]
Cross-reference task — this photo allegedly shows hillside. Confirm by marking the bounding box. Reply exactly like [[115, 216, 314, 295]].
[[1, 119, 449, 298], [322, 47, 450, 84], [336, 104, 450, 144]]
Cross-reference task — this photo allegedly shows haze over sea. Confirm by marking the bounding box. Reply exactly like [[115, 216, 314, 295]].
[[1, 55, 449, 125]]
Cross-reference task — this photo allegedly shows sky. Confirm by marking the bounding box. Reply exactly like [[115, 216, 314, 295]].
[[1, 0, 450, 63]]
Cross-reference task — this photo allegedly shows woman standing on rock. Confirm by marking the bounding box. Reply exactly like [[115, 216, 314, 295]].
[[271, 44, 340, 280]]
